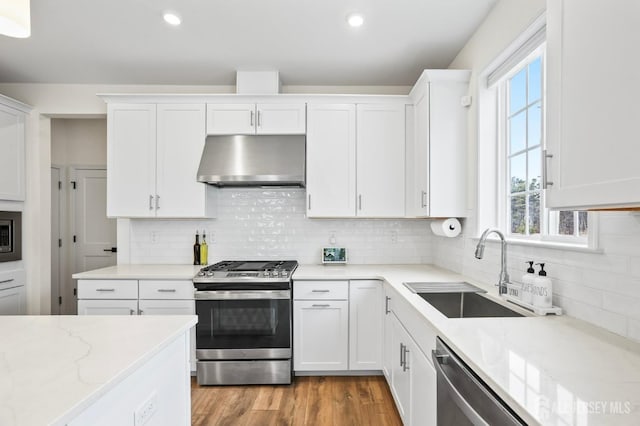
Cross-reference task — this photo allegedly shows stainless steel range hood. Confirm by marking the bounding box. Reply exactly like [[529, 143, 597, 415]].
[[197, 135, 306, 187]]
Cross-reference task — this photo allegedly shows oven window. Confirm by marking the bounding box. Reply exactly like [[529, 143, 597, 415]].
[[0, 221, 11, 252], [196, 298, 290, 349]]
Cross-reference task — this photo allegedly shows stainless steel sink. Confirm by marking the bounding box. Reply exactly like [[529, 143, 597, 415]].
[[403, 282, 524, 318]]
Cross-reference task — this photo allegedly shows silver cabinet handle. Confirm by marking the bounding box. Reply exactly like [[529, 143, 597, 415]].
[[308, 194, 311, 210], [155, 195, 160, 210], [312, 304, 331, 308], [358, 194, 362, 210], [0, 279, 14, 284], [157, 289, 176, 293], [250, 110, 254, 126], [129, 309, 135, 315], [385, 296, 391, 314], [257, 110, 262, 127], [149, 195, 154, 210], [311, 289, 330, 293], [543, 149, 554, 188], [400, 343, 405, 367], [403, 347, 410, 372], [421, 191, 427, 208], [96, 288, 115, 292]]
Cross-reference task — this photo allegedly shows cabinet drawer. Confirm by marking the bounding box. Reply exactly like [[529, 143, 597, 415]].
[[294, 281, 348, 300], [77, 280, 138, 299], [139, 280, 195, 300]]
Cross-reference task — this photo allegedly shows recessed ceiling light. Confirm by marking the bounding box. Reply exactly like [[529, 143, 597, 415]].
[[163, 12, 181, 26], [346, 13, 364, 28]]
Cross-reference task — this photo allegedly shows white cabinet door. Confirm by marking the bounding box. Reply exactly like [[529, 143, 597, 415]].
[[407, 70, 470, 218], [156, 104, 214, 218], [256, 103, 306, 134], [77, 299, 139, 315], [356, 104, 405, 217], [206, 103, 255, 134], [349, 280, 382, 370], [0, 103, 25, 201], [409, 340, 437, 426], [0, 286, 25, 315], [390, 313, 411, 424], [306, 104, 357, 217], [546, 0, 640, 209], [107, 104, 157, 217], [293, 300, 348, 371]]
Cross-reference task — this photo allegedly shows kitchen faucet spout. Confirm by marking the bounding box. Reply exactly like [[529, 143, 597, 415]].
[[475, 228, 510, 295]]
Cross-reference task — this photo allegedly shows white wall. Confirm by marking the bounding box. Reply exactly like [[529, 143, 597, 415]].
[[126, 188, 433, 265], [51, 119, 107, 166], [435, 0, 640, 343]]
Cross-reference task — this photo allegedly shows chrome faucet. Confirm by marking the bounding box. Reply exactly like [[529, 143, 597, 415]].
[[475, 228, 510, 295]]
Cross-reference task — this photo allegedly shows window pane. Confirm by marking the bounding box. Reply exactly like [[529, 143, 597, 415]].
[[528, 148, 541, 191], [578, 212, 588, 236], [509, 110, 527, 153], [529, 192, 541, 235], [510, 154, 526, 194], [528, 102, 542, 148], [509, 68, 527, 114], [558, 211, 575, 235], [528, 57, 542, 103], [511, 195, 526, 234]]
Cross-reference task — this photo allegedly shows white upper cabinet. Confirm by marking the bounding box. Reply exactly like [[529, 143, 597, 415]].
[[546, 0, 640, 209], [407, 70, 470, 218], [306, 104, 357, 217], [107, 103, 215, 218], [357, 103, 406, 217], [0, 95, 30, 201], [206, 103, 305, 135]]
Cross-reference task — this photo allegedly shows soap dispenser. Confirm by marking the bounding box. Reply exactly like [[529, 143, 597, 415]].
[[532, 263, 552, 308], [521, 261, 535, 304]]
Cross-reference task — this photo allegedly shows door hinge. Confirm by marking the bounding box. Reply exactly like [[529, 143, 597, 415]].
[[71, 181, 77, 189], [73, 288, 77, 296], [58, 181, 62, 190], [58, 239, 62, 248], [73, 235, 77, 243], [58, 296, 62, 305]]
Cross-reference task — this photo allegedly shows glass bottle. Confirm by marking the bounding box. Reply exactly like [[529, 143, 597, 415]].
[[193, 231, 201, 265], [200, 230, 208, 266]]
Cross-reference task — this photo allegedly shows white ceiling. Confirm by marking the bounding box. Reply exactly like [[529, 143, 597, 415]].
[[0, 0, 497, 86]]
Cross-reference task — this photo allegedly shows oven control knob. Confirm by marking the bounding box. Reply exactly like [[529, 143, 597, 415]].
[[206, 271, 214, 277], [281, 270, 289, 277], [197, 271, 205, 276]]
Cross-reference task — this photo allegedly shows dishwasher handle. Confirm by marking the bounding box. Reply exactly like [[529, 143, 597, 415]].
[[432, 349, 490, 426]]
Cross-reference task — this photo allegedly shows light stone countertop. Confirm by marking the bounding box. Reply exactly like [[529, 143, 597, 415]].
[[0, 315, 197, 426], [70, 263, 640, 424], [295, 264, 640, 425]]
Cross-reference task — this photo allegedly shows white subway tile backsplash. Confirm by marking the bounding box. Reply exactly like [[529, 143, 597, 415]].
[[435, 211, 640, 343], [128, 188, 433, 265]]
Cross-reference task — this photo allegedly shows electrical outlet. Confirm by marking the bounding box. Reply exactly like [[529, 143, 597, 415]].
[[329, 231, 336, 245], [391, 230, 398, 243], [134, 391, 158, 425]]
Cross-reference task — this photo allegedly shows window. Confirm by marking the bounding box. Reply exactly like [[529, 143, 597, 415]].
[[478, 16, 593, 247]]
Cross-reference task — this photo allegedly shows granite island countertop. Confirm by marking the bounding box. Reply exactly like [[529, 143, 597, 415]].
[[0, 315, 197, 426]]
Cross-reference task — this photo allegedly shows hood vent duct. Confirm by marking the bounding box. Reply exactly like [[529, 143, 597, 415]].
[[197, 134, 306, 187]]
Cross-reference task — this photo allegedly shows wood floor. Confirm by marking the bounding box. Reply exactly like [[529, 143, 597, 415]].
[[191, 376, 403, 426]]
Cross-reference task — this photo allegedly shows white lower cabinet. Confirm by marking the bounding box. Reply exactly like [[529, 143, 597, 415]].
[[384, 285, 437, 426], [293, 279, 383, 372], [0, 269, 26, 315], [77, 279, 197, 372]]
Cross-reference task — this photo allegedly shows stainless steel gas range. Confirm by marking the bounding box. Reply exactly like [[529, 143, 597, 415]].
[[193, 260, 297, 385]]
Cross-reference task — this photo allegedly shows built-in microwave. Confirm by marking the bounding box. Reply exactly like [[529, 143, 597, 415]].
[[0, 211, 21, 262]]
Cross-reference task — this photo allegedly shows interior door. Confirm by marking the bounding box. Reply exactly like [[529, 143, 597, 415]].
[[73, 168, 117, 313], [51, 167, 62, 314]]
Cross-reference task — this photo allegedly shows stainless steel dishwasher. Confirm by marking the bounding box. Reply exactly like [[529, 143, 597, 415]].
[[432, 337, 526, 425]]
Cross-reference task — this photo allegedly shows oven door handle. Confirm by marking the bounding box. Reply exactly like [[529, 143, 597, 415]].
[[195, 290, 291, 300]]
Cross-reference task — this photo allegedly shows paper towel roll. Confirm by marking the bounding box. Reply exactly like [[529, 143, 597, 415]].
[[430, 218, 462, 237]]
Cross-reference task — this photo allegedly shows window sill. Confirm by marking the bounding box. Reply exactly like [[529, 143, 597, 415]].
[[470, 236, 603, 254]]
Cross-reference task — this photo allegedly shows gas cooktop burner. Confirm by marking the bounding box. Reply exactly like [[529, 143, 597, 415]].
[[194, 260, 298, 284]]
